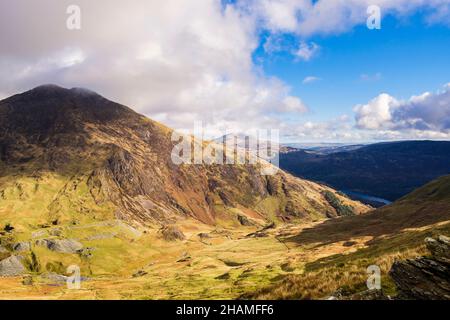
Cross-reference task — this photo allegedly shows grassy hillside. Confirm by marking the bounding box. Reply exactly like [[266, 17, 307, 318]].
[[247, 175, 450, 299]]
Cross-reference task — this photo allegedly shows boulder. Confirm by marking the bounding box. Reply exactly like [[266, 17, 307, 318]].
[[36, 239, 83, 253], [0, 255, 25, 277], [31, 230, 47, 239], [425, 235, 450, 264], [13, 242, 30, 252], [40, 272, 68, 284], [160, 226, 185, 241], [389, 235, 450, 300], [237, 214, 254, 226]]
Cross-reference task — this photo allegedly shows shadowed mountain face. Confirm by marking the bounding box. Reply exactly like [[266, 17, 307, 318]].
[[280, 141, 450, 201], [0, 85, 368, 228]]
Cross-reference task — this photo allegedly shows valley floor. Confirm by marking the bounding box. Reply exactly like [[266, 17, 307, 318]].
[[1, 215, 448, 300]]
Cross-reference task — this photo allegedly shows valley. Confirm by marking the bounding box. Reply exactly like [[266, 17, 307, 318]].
[[0, 85, 449, 300]]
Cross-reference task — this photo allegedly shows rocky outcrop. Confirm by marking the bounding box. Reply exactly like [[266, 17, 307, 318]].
[[35, 239, 83, 253], [389, 235, 450, 300], [160, 225, 185, 241], [0, 255, 25, 277]]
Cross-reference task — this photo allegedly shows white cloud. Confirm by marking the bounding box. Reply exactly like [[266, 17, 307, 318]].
[[294, 42, 320, 61], [302, 76, 321, 84], [0, 0, 308, 136], [354, 84, 450, 138], [280, 96, 309, 113], [354, 93, 398, 130], [244, 0, 450, 37]]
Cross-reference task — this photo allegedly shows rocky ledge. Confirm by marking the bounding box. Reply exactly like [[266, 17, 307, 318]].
[[389, 235, 450, 300]]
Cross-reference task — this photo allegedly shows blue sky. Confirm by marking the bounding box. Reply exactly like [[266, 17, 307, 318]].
[[1, 0, 449, 142], [254, 13, 450, 124]]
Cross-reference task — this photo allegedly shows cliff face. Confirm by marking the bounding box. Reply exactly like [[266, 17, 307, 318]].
[[0, 85, 369, 228]]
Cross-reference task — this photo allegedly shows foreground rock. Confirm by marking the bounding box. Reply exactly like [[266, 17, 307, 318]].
[[389, 235, 450, 300], [0, 255, 25, 277]]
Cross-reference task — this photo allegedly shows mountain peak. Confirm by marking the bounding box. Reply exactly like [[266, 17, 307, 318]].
[[27, 84, 102, 99], [27, 84, 70, 96]]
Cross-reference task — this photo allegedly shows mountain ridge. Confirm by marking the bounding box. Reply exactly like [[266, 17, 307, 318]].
[[0, 85, 368, 230]]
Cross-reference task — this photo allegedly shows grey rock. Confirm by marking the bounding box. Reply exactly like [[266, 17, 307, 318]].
[[160, 226, 185, 241], [36, 239, 83, 253], [389, 235, 450, 300], [40, 272, 68, 284], [13, 242, 30, 252], [31, 230, 47, 239], [425, 235, 450, 264], [0, 255, 25, 277]]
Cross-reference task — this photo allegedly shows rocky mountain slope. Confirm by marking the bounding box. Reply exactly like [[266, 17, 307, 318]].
[[0, 85, 368, 232]]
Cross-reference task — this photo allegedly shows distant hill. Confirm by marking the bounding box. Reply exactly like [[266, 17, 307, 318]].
[[282, 143, 365, 154], [280, 140, 450, 201]]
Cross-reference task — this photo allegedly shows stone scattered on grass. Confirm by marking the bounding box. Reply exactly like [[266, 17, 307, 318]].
[[160, 225, 185, 241], [0, 255, 25, 277], [13, 242, 30, 252], [237, 214, 254, 226], [132, 270, 148, 278], [35, 239, 83, 253]]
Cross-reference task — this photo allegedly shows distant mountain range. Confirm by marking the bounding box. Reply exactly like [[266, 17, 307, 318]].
[[282, 143, 366, 154], [280, 140, 450, 202]]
